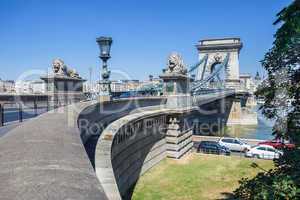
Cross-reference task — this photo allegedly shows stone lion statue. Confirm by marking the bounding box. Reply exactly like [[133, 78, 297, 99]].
[[52, 58, 66, 75], [67, 68, 80, 78], [166, 52, 187, 75], [52, 58, 80, 78]]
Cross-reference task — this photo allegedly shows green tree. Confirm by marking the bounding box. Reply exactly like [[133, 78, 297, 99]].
[[234, 1, 300, 199]]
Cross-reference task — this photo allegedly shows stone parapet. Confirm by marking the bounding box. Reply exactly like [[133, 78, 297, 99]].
[[95, 109, 170, 199], [166, 94, 192, 109], [95, 106, 197, 199]]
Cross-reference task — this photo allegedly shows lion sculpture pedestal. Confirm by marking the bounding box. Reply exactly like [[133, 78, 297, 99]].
[[160, 52, 194, 159], [41, 59, 86, 108], [159, 52, 192, 108]]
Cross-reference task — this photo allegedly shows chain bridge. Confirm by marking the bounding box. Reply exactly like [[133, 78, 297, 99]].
[[0, 38, 256, 200], [135, 38, 244, 97]]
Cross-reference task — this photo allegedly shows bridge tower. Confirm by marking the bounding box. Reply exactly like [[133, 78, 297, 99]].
[[196, 38, 242, 89]]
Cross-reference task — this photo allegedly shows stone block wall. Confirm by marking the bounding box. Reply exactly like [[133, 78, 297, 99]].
[[95, 110, 170, 200], [111, 115, 167, 197], [165, 116, 193, 159]]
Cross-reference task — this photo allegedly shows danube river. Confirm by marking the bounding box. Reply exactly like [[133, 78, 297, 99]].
[[225, 106, 274, 140]]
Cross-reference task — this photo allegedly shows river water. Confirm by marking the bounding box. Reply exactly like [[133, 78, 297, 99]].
[[224, 105, 274, 140]]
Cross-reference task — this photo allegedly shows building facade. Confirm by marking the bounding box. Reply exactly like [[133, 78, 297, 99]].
[[15, 80, 46, 94], [239, 72, 262, 94], [84, 78, 162, 93], [0, 79, 15, 93]]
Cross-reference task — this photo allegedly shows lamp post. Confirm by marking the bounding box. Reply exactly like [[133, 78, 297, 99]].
[[96, 36, 113, 100]]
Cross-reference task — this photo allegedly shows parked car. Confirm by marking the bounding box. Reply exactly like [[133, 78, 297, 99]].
[[218, 137, 251, 152], [197, 141, 231, 156], [258, 139, 295, 149], [245, 145, 283, 160]]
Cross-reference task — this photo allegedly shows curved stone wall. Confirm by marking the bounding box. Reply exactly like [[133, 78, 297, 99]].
[[78, 97, 167, 143], [0, 94, 234, 199], [0, 97, 166, 200], [95, 109, 176, 200], [94, 94, 237, 199], [78, 98, 167, 168]]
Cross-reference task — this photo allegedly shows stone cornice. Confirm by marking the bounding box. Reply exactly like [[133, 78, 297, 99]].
[[40, 75, 86, 82], [196, 43, 243, 52]]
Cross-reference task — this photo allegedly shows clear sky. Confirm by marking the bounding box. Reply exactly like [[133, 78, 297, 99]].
[[0, 0, 292, 82]]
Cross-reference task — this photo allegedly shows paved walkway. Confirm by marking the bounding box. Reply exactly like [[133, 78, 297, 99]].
[[0, 122, 23, 137]]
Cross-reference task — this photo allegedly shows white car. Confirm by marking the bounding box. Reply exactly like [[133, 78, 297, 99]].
[[245, 145, 283, 160], [218, 137, 251, 152]]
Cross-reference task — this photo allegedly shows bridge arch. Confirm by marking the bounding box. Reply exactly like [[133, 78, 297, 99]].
[[196, 38, 242, 89], [209, 61, 226, 88]]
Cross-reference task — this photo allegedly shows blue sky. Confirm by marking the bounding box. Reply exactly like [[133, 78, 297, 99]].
[[0, 0, 292, 81]]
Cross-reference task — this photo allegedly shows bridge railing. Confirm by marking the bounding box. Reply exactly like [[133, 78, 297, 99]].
[[0, 101, 49, 126], [192, 88, 235, 95], [191, 88, 235, 107]]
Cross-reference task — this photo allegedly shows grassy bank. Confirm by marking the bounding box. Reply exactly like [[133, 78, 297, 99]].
[[132, 153, 274, 200]]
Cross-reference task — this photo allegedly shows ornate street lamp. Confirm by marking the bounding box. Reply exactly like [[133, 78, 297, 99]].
[[96, 36, 113, 97]]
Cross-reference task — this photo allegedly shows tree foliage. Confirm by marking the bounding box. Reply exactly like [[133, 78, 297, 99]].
[[234, 1, 300, 199]]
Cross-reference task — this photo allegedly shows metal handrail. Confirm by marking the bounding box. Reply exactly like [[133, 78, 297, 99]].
[[0, 101, 49, 126]]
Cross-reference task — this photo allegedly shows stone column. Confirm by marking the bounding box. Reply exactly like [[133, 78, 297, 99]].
[[165, 116, 193, 159]]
